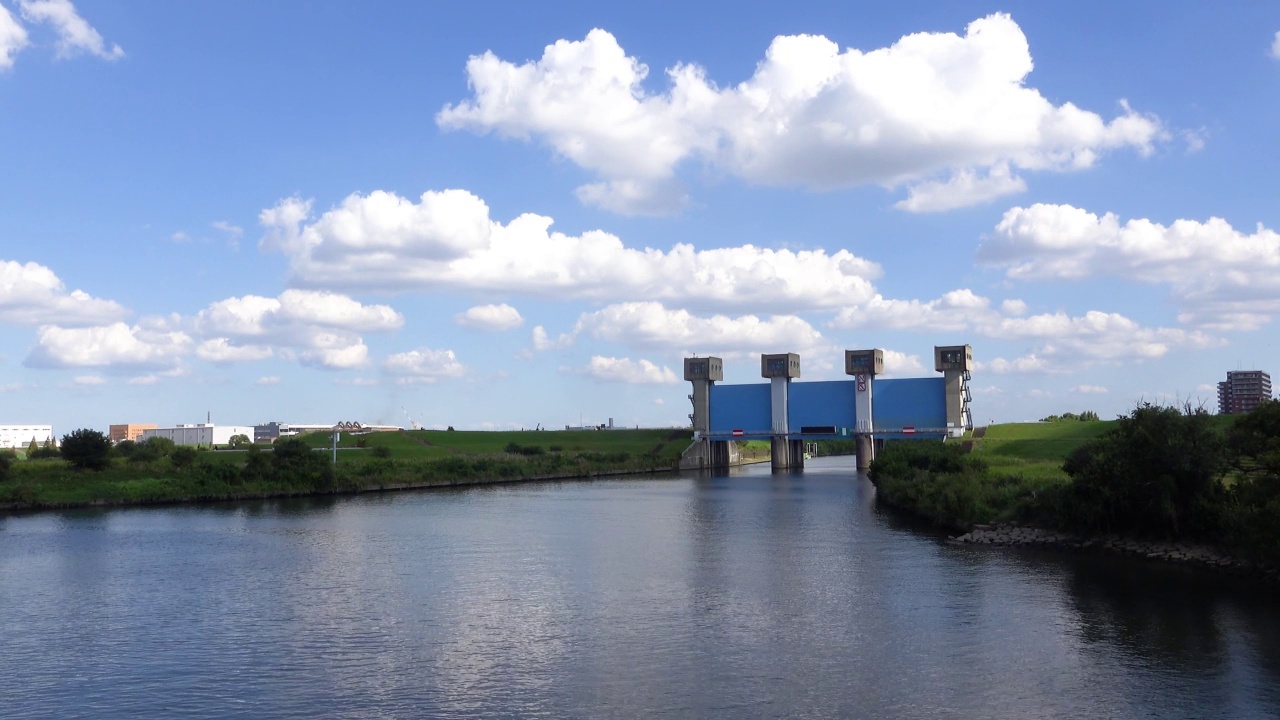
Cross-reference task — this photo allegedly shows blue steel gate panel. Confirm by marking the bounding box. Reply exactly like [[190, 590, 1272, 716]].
[[709, 384, 771, 439], [872, 377, 947, 438], [787, 380, 857, 438]]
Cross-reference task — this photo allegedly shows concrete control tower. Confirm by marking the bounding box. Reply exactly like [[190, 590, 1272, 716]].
[[845, 349, 883, 471], [934, 345, 974, 436], [761, 353, 803, 470], [684, 356, 731, 468]]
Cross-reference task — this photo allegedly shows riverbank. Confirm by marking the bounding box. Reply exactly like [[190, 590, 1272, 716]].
[[868, 409, 1280, 588], [0, 428, 693, 513], [0, 463, 682, 514], [948, 522, 1280, 588]]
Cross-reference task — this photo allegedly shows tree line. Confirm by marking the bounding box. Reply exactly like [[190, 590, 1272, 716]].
[[869, 400, 1280, 566]]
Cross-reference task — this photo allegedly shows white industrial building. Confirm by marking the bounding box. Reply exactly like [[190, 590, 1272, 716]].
[[140, 424, 255, 447], [0, 425, 54, 449]]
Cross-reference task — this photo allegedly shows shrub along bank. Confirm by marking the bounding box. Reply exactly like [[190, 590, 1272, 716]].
[[868, 402, 1280, 568], [0, 429, 692, 511]]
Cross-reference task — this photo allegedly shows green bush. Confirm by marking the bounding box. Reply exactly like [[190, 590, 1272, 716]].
[[170, 446, 198, 469], [1058, 403, 1225, 538], [61, 429, 113, 471], [1221, 401, 1280, 565], [132, 436, 175, 462], [28, 445, 61, 460], [504, 442, 546, 456], [0, 450, 13, 482]]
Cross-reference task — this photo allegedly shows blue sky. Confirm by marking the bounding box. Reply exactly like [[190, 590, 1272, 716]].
[[2, 0, 1279, 434]]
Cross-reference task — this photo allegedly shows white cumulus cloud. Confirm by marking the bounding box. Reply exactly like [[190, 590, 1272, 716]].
[[1271, 31, 1280, 59], [384, 348, 467, 382], [571, 356, 679, 384], [300, 341, 369, 370], [439, 16, 1164, 214], [196, 339, 274, 364], [832, 287, 1217, 368], [18, 0, 122, 61], [260, 189, 879, 312], [194, 289, 401, 367], [980, 204, 1280, 330], [456, 303, 523, 331], [0, 4, 29, 69], [530, 325, 575, 351], [26, 322, 192, 370], [572, 301, 825, 353], [0, 259, 128, 326]]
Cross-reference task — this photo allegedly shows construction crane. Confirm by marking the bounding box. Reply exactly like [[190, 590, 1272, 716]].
[[402, 407, 422, 431]]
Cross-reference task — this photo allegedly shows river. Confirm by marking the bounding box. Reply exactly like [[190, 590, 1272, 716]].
[[2, 456, 1277, 719]]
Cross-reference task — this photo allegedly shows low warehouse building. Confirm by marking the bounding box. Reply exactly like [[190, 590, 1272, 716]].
[[140, 424, 255, 447]]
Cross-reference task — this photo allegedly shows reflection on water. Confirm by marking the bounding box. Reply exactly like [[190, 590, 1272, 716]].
[[1, 456, 1276, 719]]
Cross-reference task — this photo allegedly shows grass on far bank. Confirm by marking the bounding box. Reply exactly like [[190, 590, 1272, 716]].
[[868, 420, 1117, 530], [0, 428, 694, 511], [967, 421, 1111, 482]]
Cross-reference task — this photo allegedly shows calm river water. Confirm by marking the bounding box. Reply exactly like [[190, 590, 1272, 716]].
[[2, 457, 1278, 719]]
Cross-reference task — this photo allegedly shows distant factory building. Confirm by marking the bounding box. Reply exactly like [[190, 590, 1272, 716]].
[[1217, 370, 1273, 415], [109, 424, 157, 444], [141, 424, 255, 447], [253, 421, 402, 443], [0, 424, 54, 449]]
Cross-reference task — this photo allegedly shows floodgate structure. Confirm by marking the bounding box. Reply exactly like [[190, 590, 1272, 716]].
[[681, 345, 973, 471]]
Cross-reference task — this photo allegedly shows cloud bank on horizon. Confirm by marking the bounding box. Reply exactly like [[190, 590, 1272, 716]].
[[2, 2, 1279, 430]]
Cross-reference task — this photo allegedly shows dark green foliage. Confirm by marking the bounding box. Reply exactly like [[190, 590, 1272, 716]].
[[1226, 400, 1280, 478], [867, 441, 1048, 528], [60, 429, 112, 471], [869, 440, 983, 482], [170, 446, 198, 469], [241, 445, 272, 484], [1056, 403, 1225, 538], [372, 445, 392, 459], [197, 459, 242, 487], [28, 444, 61, 460], [1221, 401, 1280, 565], [811, 439, 858, 457], [504, 442, 546, 456], [114, 439, 137, 458], [27, 438, 38, 455], [228, 434, 251, 449], [131, 436, 175, 462], [0, 450, 13, 482], [446, 426, 455, 431], [272, 437, 334, 490]]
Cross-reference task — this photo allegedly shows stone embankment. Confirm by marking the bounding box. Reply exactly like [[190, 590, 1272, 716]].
[[950, 523, 1280, 588]]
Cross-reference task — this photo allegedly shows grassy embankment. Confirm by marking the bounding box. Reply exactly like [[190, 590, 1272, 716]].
[[0, 428, 692, 511], [869, 414, 1239, 531], [868, 421, 1114, 530]]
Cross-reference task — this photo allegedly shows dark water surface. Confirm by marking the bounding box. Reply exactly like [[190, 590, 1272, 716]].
[[2, 457, 1277, 719]]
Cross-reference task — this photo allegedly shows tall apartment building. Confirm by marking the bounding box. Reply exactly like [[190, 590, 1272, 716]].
[[1217, 370, 1273, 415]]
